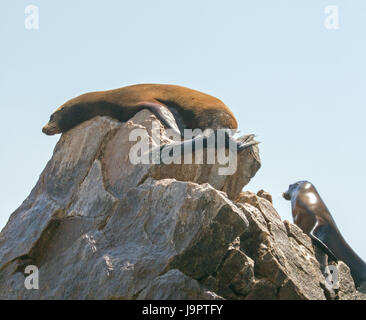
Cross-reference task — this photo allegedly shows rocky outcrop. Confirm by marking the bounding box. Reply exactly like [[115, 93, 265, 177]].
[[0, 110, 364, 300]]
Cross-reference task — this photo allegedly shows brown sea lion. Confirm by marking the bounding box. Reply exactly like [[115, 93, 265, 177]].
[[283, 181, 366, 286], [42, 83, 256, 152]]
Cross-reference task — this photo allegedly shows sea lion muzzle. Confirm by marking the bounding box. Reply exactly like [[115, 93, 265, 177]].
[[282, 191, 291, 200], [42, 122, 60, 135]]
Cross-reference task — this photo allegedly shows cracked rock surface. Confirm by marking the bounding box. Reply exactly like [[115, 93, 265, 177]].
[[0, 110, 364, 299]]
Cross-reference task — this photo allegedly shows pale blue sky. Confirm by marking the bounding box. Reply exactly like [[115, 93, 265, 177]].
[[1, 1, 365, 259]]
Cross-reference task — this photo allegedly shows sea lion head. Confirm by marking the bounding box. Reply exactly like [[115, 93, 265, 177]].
[[283, 180, 313, 200], [42, 98, 84, 135], [43, 92, 98, 135], [42, 109, 64, 135]]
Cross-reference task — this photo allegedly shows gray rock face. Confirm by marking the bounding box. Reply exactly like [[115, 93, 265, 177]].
[[0, 110, 364, 299]]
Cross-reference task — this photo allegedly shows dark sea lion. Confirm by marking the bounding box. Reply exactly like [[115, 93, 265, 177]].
[[283, 181, 366, 286], [42, 83, 256, 151]]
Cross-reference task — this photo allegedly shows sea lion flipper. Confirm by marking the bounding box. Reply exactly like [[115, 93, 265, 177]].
[[236, 134, 260, 151], [310, 221, 338, 261], [135, 101, 183, 137]]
